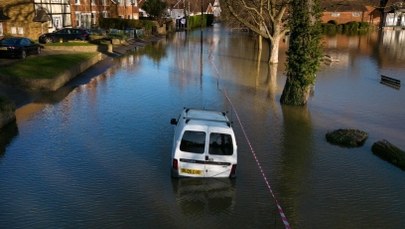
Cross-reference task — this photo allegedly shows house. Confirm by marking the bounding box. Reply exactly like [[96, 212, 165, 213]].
[[383, 0, 405, 27], [321, 0, 382, 26], [166, 0, 219, 29], [0, 0, 142, 40], [70, 0, 140, 29], [0, 0, 45, 39], [167, 0, 219, 17], [211, 0, 221, 18], [33, 0, 70, 33]]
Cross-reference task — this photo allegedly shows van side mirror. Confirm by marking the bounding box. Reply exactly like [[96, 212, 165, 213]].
[[170, 118, 178, 125]]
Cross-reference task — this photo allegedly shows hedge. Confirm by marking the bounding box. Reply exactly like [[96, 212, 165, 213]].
[[99, 18, 155, 33], [321, 21, 371, 35], [187, 14, 214, 30]]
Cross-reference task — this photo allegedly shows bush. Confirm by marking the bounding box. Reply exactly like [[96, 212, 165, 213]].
[[321, 21, 371, 35], [326, 129, 368, 147], [322, 23, 337, 35], [0, 97, 15, 113], [99, 18, 155, 36], [327, 20, 337, 25], [187, 14, 214, 30]]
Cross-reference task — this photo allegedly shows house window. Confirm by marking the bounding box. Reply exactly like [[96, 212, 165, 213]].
[[91, 0, 96, 5], [75, 0, 80, 5], [81, 13, 91, 28], [16, 27, 24, 35], [53, 16, 62, 29], [102, 0, 107, 6], [75, 12, 81, 27], [352, 12, 361, 17], [51, 0, 61, 3], [0, 23, 3, 37], [102, 11, 108, 18], [331, 12, 340, 17], [92, 11, 97, 25]]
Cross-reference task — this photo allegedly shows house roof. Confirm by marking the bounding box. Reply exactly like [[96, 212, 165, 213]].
[[321, 0, 370, 12], [0, 8, 10, 21], [384, 0, 405, 12], [166, 0, 215, 14]]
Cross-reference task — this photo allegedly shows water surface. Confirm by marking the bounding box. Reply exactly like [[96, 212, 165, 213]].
[[0, 25, 404, 228]]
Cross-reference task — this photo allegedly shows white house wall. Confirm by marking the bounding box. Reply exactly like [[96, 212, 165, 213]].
[[34, 0, 71, 32]]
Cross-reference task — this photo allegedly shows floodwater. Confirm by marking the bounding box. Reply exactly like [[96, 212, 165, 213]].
[[0, 25, 404, 228]]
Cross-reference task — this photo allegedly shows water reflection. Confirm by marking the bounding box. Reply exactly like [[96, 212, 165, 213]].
[[171, 178, 236, 216], [0, 122, 18, 156], [321, 30, 405, 73], [280, 105, 313, 226], [380, 29, 405, 61], [167, 31, 205, 89], [135, 39, 168, 64], [1, 25, 404, 228], [265, 63, 280, 100]]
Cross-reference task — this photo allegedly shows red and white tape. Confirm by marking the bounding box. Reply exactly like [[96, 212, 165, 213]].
[[209, 57, 291, 228]]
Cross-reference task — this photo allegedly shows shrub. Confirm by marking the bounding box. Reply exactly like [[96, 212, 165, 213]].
[[0, 97, 15, 113], [187, 14, 214, 30], [321, 21, 371, 35], [99, 18, 155, 36], [327, 20, 337, 25]]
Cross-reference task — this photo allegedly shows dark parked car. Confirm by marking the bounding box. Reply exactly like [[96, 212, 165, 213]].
[[0, 37, 42, 59], [38, 28, 90, 44]]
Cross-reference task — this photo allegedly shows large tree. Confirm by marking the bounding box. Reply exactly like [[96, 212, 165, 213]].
[[280, 0, 322, 105], [222, 0, 290, 64], [142, 0, 168, 22]]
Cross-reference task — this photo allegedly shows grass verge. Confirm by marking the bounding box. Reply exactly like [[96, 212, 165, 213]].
[[0, 53, 98, 80], [44, 42, 96, 47]]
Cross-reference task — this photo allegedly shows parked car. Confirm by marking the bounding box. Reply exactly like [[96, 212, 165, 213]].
[[38, 28, 90, 44], [0, 37, 42, 59]]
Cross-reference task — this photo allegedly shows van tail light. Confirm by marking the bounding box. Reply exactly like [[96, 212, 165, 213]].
[[230, 164, 237, 178], [172, 159, 178, 170]]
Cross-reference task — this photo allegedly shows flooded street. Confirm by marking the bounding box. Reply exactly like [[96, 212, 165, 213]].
[[1, 25, 405, 228]]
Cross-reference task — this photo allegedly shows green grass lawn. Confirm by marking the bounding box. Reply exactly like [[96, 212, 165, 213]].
[[44, 42, 96, 47], [0, 53, 98, 80]]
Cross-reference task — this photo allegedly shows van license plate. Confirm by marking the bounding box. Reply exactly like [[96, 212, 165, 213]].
[[181, 168, 202, 175]]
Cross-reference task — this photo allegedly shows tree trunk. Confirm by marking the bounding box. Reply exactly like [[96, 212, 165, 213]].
[[257, 34, 263, 62], [280, 79, 313, 105], [269, 35, 281, 64]]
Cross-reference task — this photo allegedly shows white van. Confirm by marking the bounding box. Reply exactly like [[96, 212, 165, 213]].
[[170, 108, 237, 178]]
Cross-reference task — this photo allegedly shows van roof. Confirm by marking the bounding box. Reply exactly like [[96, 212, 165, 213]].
[[182, 109, 232, 128]]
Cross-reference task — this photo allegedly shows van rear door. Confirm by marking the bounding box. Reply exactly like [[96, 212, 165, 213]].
[[177, 130, 207, 177], [204, 131, 236, 178]]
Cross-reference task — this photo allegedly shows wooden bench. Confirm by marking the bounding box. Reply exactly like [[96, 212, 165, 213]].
[[380, 75, 401, 89]]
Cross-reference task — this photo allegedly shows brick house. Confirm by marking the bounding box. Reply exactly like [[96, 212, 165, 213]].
[[0, 0, 142, 40], [68, 0, 140, 29], [321, 0, 382, 26]]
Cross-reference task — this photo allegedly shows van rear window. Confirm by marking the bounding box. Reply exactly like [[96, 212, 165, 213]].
[[209, 133, 233, 155], [180, 131, 206, 154]]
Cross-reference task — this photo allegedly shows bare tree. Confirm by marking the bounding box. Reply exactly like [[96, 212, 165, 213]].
[[222, 0, 290, 64]]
